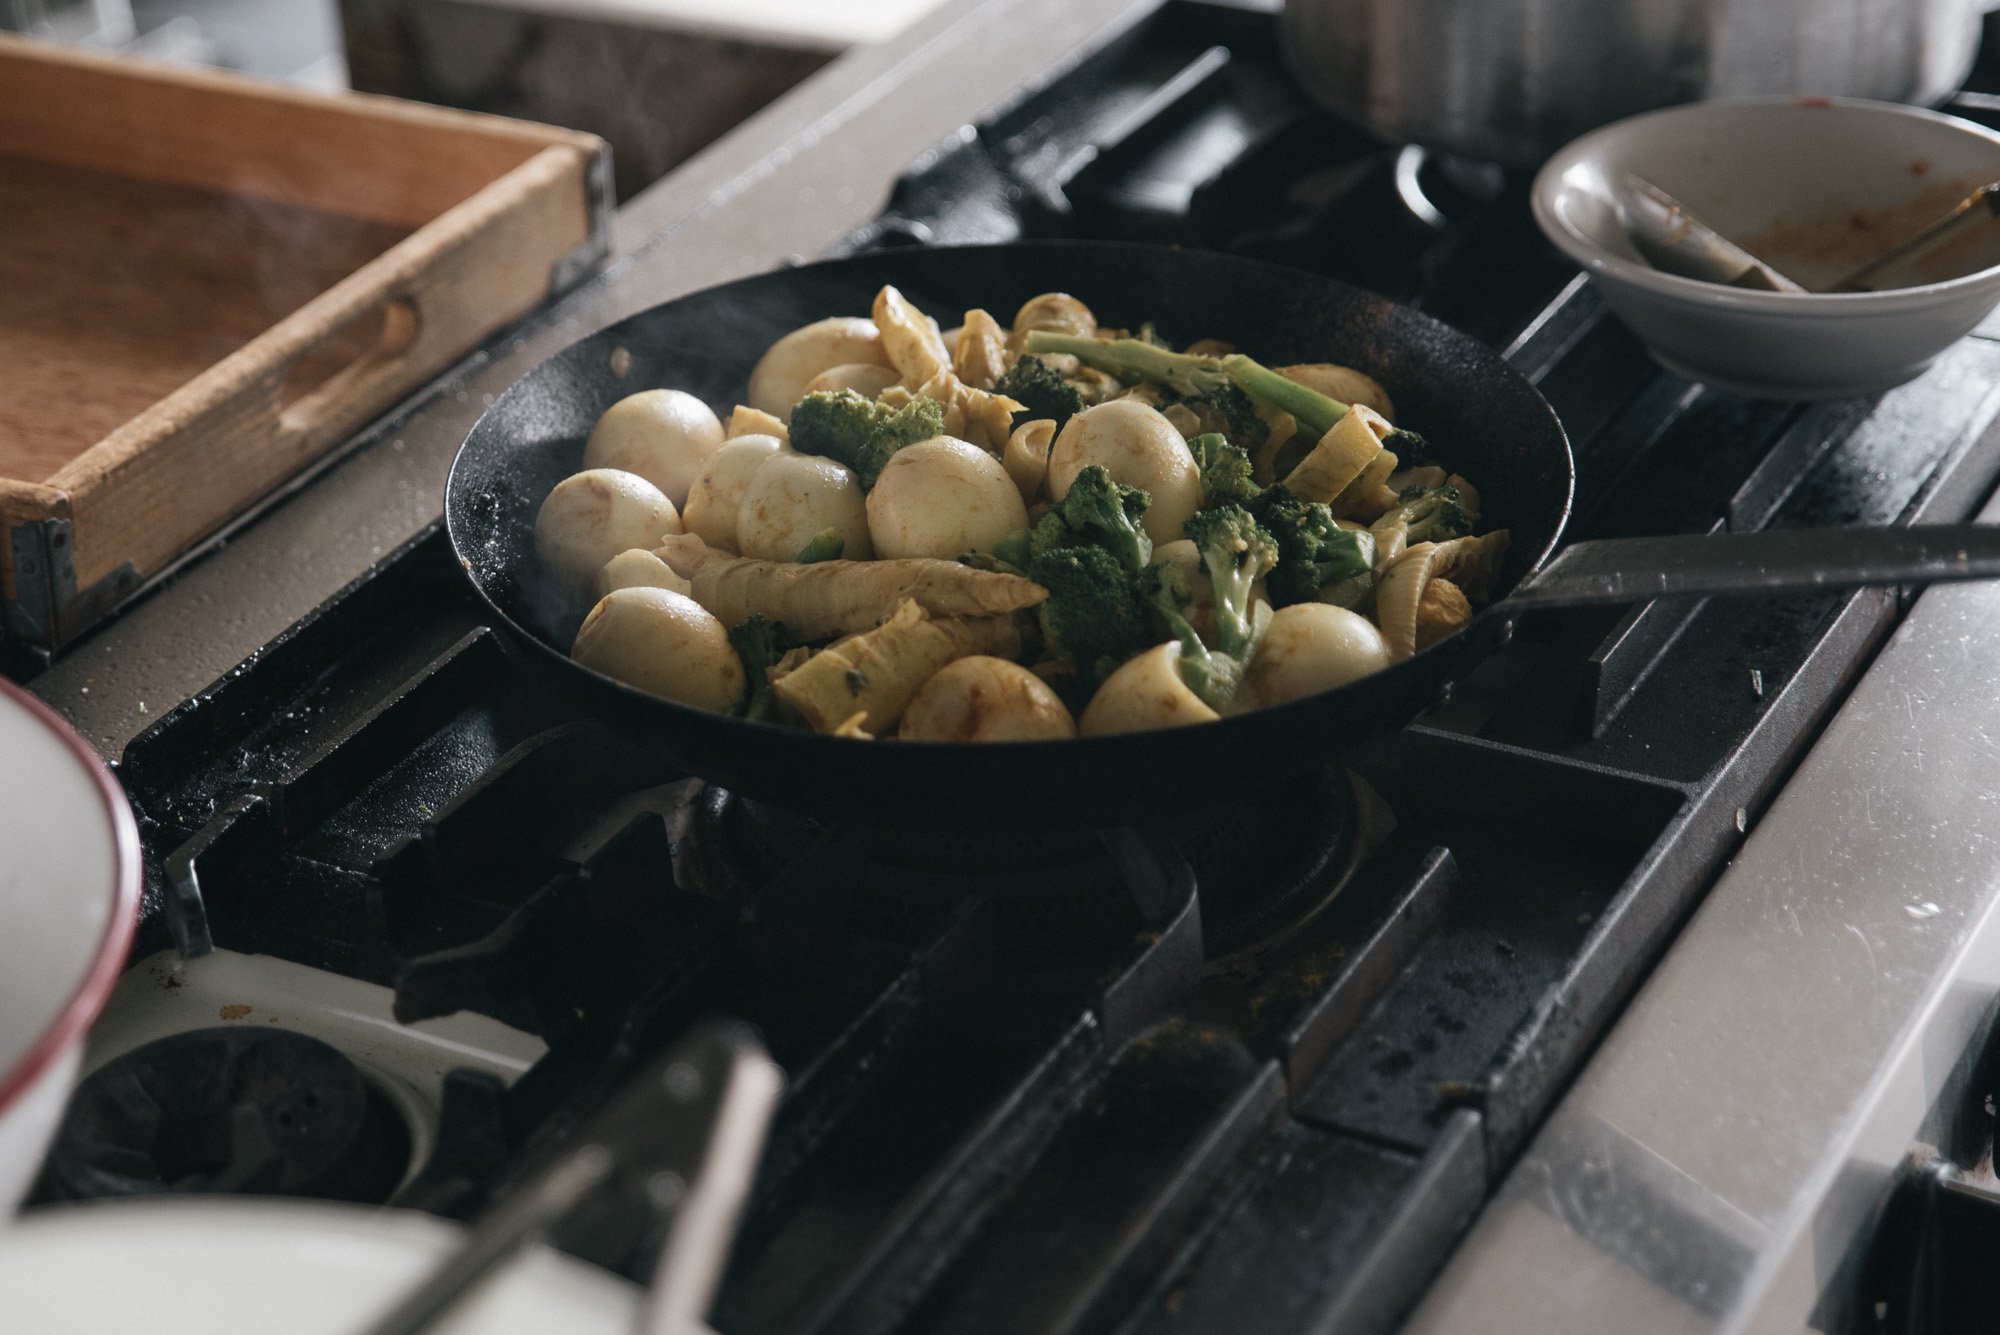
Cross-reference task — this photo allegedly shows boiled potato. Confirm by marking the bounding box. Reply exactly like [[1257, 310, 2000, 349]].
[[1078, 642, 1220, 736], [681, 434, 783, 552], [867, 436, 1029, 559], [571, 587, 744, 712], [1048, 400, 1201, 546], [899, 656, 1076, 741], [595, 548, 692, 600], [747, 317, 890, 422], [1242, 603, 1392, 708], [804, 362, 901, 399], [737, 452, 873, 562], [534, 469, 682, 591], [581, 389, 723, 508]]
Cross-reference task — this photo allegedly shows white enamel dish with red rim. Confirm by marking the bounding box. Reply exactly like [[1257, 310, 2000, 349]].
[[0, 678, 139, 1212]]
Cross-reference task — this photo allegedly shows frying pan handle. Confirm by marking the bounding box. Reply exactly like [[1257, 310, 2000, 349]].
[[1506, 524, 2000, 611]]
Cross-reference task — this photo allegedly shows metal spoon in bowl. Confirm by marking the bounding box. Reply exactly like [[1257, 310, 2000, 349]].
[[1613, 174, 1806, 292], [1827, 181, 2000, 291]]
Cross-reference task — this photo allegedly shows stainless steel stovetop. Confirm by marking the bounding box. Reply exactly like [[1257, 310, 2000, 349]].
[[22, 1, 2000, 1331]]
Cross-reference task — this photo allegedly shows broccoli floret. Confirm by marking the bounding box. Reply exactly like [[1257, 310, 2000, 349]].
[[1380, 428, 1432, 468], [1250, 485, 1376, 605], [1029, 464, 1153, 573], [1021, 333, 1352, 439], [1380, 485, 1470, 546], [1134, 321, 1173, 349], [788, 389, 944, 489], [1180, 383, 1267, 452], [794, 528, 844, 563], [1028, 546, 1155, 690], [1182, 504, 1280, 660], [1136, 559, 1243, 712], [993, 355, 1085, 432], [1187, 432, 1259, 507], [727, 615, 792, 722]]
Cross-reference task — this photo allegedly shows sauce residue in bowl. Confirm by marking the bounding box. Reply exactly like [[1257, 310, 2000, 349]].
[[1739, 174, 2000, 290]]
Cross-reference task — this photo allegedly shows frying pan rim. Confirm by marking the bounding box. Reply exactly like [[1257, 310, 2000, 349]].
[[444, 238, 1574, 757]]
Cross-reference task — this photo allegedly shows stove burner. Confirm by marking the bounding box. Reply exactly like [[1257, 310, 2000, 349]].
[[36, 1027, 412, 1204], [674, 766, 1367, 955]]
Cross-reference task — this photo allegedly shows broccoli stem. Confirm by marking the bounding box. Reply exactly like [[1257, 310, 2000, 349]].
[[1020, 332, 1351, 439], [1219, 355, 1348, 439]]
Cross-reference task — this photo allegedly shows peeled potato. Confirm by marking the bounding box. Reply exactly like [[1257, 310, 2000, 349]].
[[747, 317, 890, 422], [595, 548, 692, 600], [571, 586, 744, 712], [682, 434, 783, 552], [899, 657, 1076, 741], [1243, 603, 1392, 709], [737, 452, 873, 562], [534, 469, 682, 591], [803, 362, 901, 400], [1078, 642, 1220, 736], [581, 389, 724, 508], [1048, 400, 1201, 546], [867, 436, 1029, 559]]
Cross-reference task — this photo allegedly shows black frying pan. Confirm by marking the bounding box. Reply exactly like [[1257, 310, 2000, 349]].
[[447, 241, 2000, 830]]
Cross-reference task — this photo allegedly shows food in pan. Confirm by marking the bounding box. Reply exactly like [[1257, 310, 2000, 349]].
[[533, 285, 1509, 739]]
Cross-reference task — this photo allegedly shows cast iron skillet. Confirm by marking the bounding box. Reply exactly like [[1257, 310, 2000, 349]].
[[446, 241, 2000, 830]]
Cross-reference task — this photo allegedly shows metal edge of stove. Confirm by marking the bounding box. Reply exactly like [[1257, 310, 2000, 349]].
[[1404, 476, 2000, 1335], [24, 0, 1162, 759]]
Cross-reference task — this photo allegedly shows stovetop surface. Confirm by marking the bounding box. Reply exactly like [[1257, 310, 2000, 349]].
[[38, 3, 2000, 1333]]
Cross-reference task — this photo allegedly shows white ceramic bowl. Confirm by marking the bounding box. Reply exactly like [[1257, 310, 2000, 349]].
[[0, 680, 139, 1212], [1532, 97, 2000, 399], [0, 1199, 640, 1333]]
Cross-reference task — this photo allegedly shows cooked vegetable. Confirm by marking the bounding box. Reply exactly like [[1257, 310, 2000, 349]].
[[1243, 603, 1393, 708], [1251, 485, 1376, 605], [993, 355, 1085, 431], [1021, 333, 1352, 440], [655, 532, 1046, 641], [1047, 400, 1201, 546], [1370, 485, 1471, 567], [737, 452, 873, 563], [899, 656, 1076, 741], [535, 469, 683, 590], [595, 548, 692, 600], [572, 587, 744, 711], [1275, 363, 1395, 423], [682, 434, 783, 552], [804, 363, 901, 399], [1183, 504, 1279, 660], [770, 599, 1022, 734], [1030, 463, 1153, 573], [582, 389, 724, 509], [747, 317, 889, 421], [868, 436, 1030, 559], [1136, 557, 1243, 713], [728, 614, 792, 721], [795, 529, 845, 564], [547, 283, 1510, 736], [1078, 642, 1221, 736], [1187, 432, 1259, 507], [789, 389, 946, 489], [1028, 545, 1155, 690]]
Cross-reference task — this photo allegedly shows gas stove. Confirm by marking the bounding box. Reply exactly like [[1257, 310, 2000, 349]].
[[19, 1, 2000, 1331]]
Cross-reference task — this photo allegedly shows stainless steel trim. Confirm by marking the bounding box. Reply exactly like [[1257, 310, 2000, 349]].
[[1405, 478, 2000, 1334]]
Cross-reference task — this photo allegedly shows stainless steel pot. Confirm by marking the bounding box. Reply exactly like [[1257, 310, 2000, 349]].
[[1282, 0, 2000, 167]]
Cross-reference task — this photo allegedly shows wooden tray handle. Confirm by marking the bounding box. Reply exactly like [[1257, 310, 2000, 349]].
[[274, 293, 423, 449]]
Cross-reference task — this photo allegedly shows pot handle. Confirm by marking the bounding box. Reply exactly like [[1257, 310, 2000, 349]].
[[1506, 524, 2000, 611]]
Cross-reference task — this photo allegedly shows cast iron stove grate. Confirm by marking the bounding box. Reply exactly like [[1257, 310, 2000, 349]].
[[40, 3, 2000, 1333]]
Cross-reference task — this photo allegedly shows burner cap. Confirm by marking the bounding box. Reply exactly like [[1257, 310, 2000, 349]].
[[36, 1027, 411, 1205]]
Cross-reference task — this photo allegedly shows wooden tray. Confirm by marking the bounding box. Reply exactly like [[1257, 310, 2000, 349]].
[[0, 34, 610, 658]]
